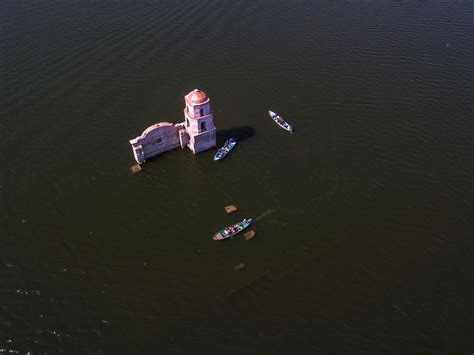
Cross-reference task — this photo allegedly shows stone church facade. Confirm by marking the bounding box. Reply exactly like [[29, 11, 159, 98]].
[[129, 89, 216, 164]]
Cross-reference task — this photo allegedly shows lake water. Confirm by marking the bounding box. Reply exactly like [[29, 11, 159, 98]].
[[1, 0, 473, 353]]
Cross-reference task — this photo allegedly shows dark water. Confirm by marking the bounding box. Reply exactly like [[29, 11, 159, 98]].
[[1, 0, 473, 353]]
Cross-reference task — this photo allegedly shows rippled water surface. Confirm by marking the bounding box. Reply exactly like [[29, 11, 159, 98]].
[[1, 0, 473, 353]]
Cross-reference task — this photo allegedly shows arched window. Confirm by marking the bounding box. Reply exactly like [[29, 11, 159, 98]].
[[200, 121, 207, 132], [186, 118, 190, 127], [199, 108, 204, 117]]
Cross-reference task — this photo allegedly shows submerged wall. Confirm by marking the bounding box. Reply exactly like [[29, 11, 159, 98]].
[[129, 89, 216, 164], [129, 122, 186, 164]]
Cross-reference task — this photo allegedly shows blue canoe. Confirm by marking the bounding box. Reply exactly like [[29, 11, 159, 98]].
[[212, 218, 253, 240], [214, 138, 237, 161]]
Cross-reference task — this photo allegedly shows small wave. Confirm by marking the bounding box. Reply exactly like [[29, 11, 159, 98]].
[[255, 209, 276, 222]]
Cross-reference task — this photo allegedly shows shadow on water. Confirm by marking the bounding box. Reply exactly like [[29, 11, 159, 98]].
[[216, 126, 255, 145]]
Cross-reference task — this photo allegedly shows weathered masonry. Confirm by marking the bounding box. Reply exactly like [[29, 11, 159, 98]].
[[129, 89, 216, 164]]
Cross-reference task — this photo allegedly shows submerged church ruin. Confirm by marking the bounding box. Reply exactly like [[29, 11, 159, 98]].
[[129, 89, 216, 164]]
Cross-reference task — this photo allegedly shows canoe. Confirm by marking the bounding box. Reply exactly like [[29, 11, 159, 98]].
[[212, 218, 253, 240], [268, 110, 293, 132], [213, 138, 237, 161]]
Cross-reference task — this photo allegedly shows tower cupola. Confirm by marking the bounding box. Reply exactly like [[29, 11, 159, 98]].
[[183, 89, 216, 153]]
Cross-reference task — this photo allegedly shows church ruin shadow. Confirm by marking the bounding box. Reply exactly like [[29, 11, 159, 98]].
[[216, 126, 255, 146]]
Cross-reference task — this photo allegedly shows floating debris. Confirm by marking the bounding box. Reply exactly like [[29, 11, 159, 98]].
[[244, 230, 256, 240], [130, 163, 142, 174], [234, 262, 245, 271], [14, 289, 41, 296], [224, 205, 238, 214]]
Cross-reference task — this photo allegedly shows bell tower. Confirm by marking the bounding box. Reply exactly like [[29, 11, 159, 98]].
[[183, 89, 216, 154]]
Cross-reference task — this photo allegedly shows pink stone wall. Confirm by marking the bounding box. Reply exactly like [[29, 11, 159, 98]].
[[184, 98, 216, 153], [179, 128, 190, 148], [185, 112, 215, 134], [129, 89, 217, 163], [129, 123, 181, 163], [188, 128, 217, 154]]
